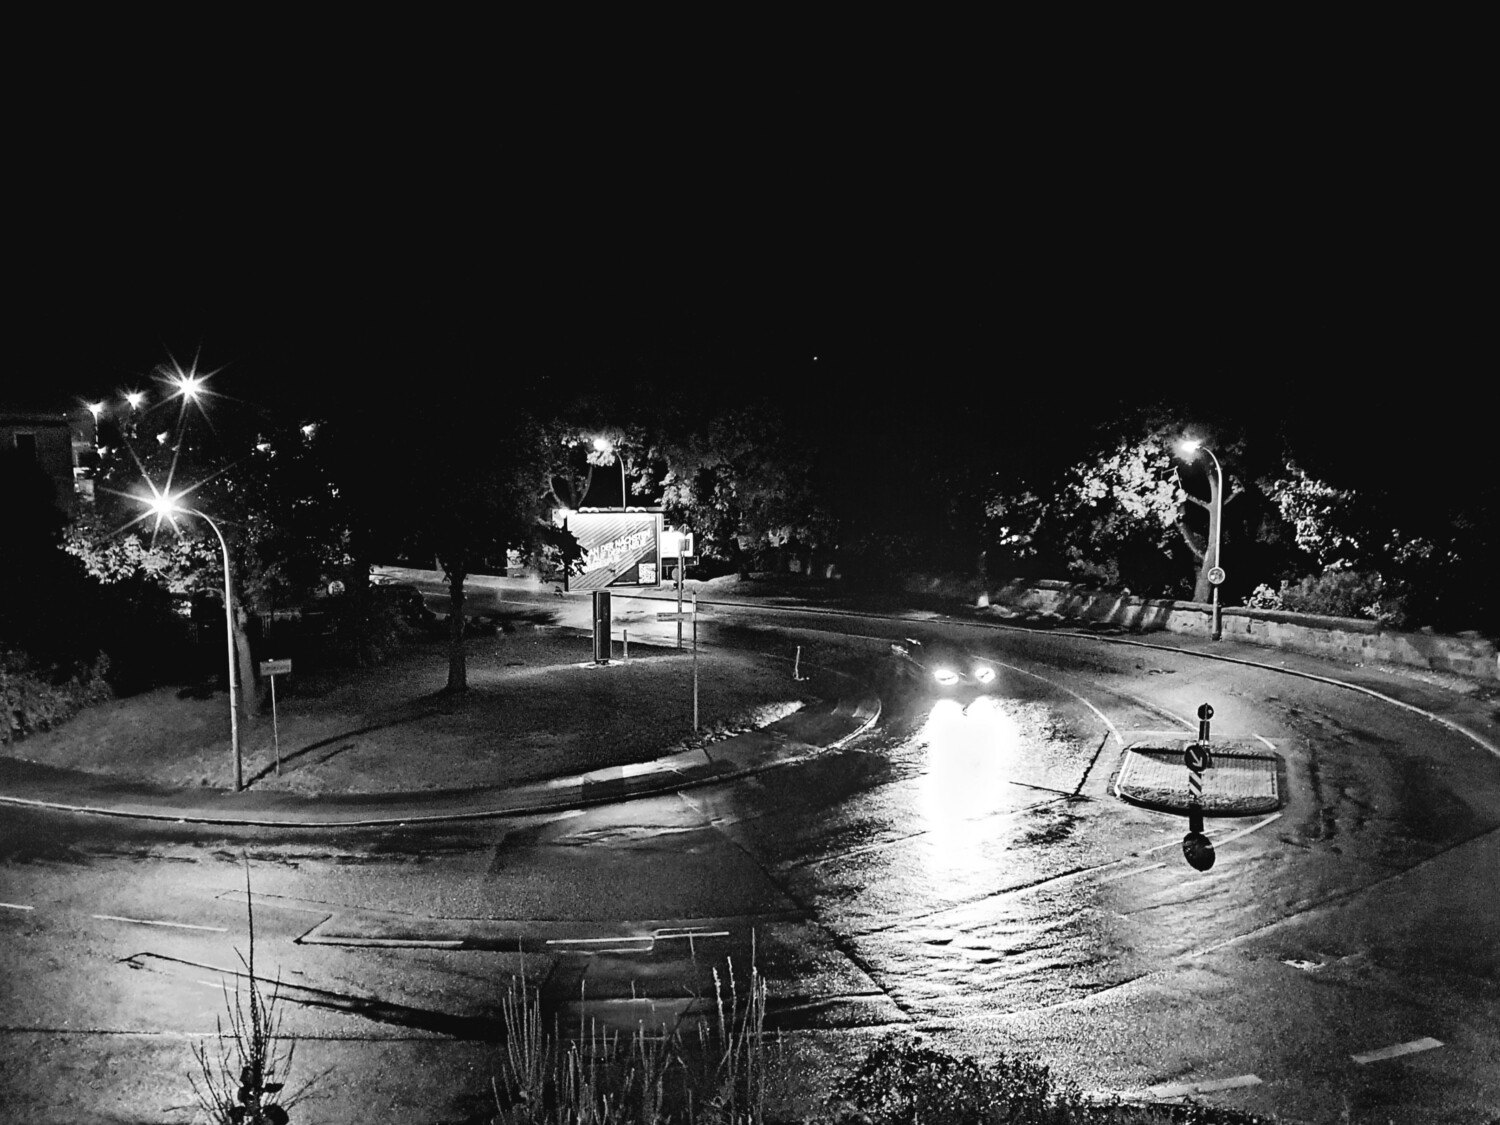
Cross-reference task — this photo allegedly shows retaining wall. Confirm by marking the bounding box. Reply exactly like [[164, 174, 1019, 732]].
[[902, 573, 1499, 684]]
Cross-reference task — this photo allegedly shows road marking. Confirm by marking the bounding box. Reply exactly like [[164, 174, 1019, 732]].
[[984, 659, 1124, 745], [1098, 862, 1166, 882], [1140, 811, 1282, 859], [1352, 1037, 1443, 1064], [91, 914, 228, 933], [1148, 1073, 1262, 1098], [1254, 734, 1276, 750], [1214, 811, 1283, 847], [302, 935, 463, 949], [1, 902, 35, 912]]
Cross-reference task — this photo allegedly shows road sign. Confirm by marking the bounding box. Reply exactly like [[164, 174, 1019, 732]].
[[1185, 742, 1213, 772], [1207, 566, 1226, 586], [257, 659, 292, 778], [657, 611, 694, 621], [1197, 703, 1214, 721], [661, 530, 695, 558]]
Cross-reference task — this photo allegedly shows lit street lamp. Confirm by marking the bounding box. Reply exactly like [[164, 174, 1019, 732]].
[[593, 436, 627, 509], [144, 494, 243, 790], [1179, 439, 1225, 641]]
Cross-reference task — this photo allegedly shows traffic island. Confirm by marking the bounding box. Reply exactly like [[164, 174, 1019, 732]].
[[1114, 739, 1283, 816]]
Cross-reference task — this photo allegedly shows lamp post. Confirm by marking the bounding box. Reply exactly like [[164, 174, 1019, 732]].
[[593, 437, 627, 509], [1179, 439, 1225, 641], [146, 495, 243, 790]]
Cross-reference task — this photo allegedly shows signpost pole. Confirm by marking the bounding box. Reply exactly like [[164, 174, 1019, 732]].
[[258, 658, 293, 778], [676, 556, 684, 651], [1183, 702, 1216, 870], [692, 592, 699, 731], [271, 674, 281, 777]]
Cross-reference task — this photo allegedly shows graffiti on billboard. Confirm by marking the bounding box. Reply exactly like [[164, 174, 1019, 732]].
[[560, 509, 663, 589]]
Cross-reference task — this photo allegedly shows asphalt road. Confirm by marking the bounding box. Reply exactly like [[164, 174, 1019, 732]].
[[1, 583, 1496, 1124]]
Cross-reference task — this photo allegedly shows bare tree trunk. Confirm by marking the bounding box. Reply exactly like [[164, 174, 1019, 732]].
[[445, 558, 468, 694]]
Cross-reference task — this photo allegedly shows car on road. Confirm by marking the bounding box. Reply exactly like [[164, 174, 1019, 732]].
[[889, 637, 997, 696]]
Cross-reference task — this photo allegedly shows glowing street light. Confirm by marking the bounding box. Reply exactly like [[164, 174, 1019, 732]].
[[593, 436, 628, 510], [176, 374, 204, 400], [124, 391, 145, 409], [143, 493, 243, 789], [1178, 439, 1225, 641]]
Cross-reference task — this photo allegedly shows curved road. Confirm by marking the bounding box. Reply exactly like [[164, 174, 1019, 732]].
[[1, 587, 1496, 1124]]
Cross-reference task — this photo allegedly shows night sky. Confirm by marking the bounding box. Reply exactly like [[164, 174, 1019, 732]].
[[12, 85, 1487, 507]]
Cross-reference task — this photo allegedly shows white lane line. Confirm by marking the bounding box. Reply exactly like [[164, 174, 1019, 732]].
[[1352, 1037, 1443, 1065], [1148, 1073, 1262, 1098], [1141, 811, 1283, 859], [92, 914, 228, 933], [1, 902, 35, 911], [1214, 811, 1283, 847], [1098, 862, 1166, 882], [985, 659, 1124, 745], [1254, 734, 1276, 750]]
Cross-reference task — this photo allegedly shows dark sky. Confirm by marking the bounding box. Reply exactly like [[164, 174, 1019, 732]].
[[12, 82, 1486, 502], [15, 251, 1485, 510]]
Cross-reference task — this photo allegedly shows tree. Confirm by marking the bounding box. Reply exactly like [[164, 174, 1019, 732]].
[[648, 400, 834, 577], [371, 402, 555, 693]]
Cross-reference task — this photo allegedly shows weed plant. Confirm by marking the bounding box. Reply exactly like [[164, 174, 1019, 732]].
[[189, 864, 316, 1125]]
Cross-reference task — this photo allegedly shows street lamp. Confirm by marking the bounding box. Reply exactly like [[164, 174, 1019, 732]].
[[593, 436, 627, 509], [1178, 439, 1225, 640], [144, 493, 243, 790]]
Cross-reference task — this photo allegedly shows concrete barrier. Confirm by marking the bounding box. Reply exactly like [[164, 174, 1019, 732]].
[[984, 579, 1499, 684]]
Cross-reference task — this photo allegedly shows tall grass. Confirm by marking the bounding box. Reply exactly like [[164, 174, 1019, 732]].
[[492, 955, 772, 1125], [490, 952, 1271, 1125]]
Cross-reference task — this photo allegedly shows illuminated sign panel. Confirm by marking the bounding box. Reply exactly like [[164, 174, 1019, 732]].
[[561, 509, 664, 589]]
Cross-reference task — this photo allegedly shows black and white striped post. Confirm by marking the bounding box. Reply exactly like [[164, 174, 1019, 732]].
[[1183, 703, 1216, 870]]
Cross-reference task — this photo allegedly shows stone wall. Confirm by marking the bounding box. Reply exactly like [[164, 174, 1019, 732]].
[[980, 578, 1499, 684]]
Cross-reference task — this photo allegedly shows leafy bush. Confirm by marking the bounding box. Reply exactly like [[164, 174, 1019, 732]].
[[819, 1034, 1272, 1125], [1, 648, 112, 746], [824, 1035, 1066, 1123], [1245, 569, 1407, 627]]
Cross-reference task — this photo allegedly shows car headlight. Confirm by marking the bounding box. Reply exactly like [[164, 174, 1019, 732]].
[[973, 665, 996, 684], [933, 668, 960, 686]]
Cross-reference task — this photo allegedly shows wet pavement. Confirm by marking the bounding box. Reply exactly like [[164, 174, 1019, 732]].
[[2, 585, 1498, 1123]]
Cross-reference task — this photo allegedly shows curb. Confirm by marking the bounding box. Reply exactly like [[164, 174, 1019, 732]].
[[1114, 741, 1282, 817], [0, 667, 880, 830]]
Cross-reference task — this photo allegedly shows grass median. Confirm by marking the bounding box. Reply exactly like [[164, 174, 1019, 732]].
[[2, 627, 825, 795]]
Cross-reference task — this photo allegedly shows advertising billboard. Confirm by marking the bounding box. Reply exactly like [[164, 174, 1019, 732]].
[[560, 509, 664, 589]]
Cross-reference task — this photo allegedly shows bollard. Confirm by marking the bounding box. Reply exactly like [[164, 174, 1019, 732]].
[[623, 629, 629, 662]]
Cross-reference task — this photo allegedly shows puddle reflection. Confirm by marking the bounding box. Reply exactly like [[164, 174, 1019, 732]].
[[915, 696, 1021, 835]]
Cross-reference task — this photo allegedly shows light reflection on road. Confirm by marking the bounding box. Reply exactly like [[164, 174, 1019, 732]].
[[914, 697, 1022, 877]]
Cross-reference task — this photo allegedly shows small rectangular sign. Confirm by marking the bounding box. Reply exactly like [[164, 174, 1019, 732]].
[[259, 659, 293, 676], [661, 530, 695, 558], [656, 611, 694, 621]]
